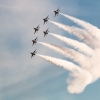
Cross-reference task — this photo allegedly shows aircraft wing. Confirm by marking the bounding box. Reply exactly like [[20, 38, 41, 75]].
[[43, 21, 45, 25], [54, 13, 56, 17], [36, 37, 38, 40], [47, 29, 49, 32], [30, 52, 33, 58], [44, 34, 46, 37], [46, 15, 49, 19], [34, 30, 36, 34], [47, 15, 49, 18]]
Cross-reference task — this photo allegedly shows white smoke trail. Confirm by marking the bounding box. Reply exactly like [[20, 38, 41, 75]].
[[36, 13, 100, 94], [49, 33, 95, 56], [57, 13, 100, 83], [38, 42, 90, 67], [60, 13, 100, 41], [49, 20, 96, 47], [38, 42, 99, 82], [82, 48, 100, 83], [37, 54, 92, 93], [39, 42, 100, 82]]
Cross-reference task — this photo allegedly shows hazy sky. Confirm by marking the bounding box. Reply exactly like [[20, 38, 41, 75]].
[[0, 0, 100, 100]]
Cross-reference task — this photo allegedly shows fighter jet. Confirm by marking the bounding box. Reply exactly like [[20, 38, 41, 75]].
[[30, 49, 37, 58], [33, 25, 40, 34], [43, 15, 49, 25], [43, 28, 49, 37], [54, 7, 60, 17], [32, 37, 38, 46]]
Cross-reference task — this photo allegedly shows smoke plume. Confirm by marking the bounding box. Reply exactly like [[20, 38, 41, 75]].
[[37, 54, 92, 93], [49, 20, 96, 47], [49, 33, 94, 56], [36, 13, 100, 94], [38, 42, 89, 67], [60, 13, 100, 41]]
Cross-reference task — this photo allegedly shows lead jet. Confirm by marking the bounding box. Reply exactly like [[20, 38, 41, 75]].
[[43, 15, 49, 25], [43, 28, 49, 37], [30, 49, 37, 58], [32, 37, 38, 46], [54, 7, 60, 17], [33, 25, 40, 34]]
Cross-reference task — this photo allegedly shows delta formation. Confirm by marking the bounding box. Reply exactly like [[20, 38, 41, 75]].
[[31, 7, 60, 58]]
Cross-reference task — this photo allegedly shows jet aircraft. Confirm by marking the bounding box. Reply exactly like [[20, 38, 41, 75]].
[[54, 7, 60, 17], [43, 28, 49, 37], [32, 37, 38, 46], [43, 15, 49, 25], [30, 49, 37, 58], [33, 25, 40, 34]]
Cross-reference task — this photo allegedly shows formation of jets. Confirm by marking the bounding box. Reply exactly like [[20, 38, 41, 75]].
[[31, 8, 60, 58]]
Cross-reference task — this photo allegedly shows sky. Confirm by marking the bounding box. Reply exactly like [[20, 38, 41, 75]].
[[0, 0, 100, 100]]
